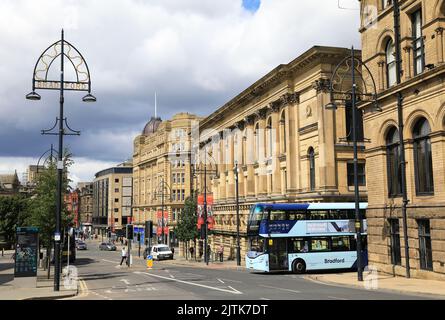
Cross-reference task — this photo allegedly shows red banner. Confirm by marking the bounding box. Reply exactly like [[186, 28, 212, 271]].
[[156, 211, 169, 235], [197, 194, 214, 230]]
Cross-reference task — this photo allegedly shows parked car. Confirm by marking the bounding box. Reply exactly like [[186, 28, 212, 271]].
[[76, 241, 87, 250], [99, 242, 116, 251], [144, 244, 173, 260]]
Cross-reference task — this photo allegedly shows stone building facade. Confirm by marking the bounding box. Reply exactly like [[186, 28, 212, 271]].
[[197, 46, 368, 261], [78, 182, 93, 233], [360, 0, 445, 280], [132, 113, 201, 246], [92, 162, 133, 237]]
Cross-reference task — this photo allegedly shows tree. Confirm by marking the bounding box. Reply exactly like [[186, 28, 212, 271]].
[[25, 151, 74, 250], [175, 195, 199, 259], [0, 195, 30, 249]]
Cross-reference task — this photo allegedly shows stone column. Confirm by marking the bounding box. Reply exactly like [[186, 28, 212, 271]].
[[286, 93, 300, 194], [436, 27, 444, 65], [255, 109, 268, 197], [226, 131, 235, 200], [403, 46, 412, 80], [377, 60, 385, 91], [270, 103, 282, 196], [244, 116, 256, 199]]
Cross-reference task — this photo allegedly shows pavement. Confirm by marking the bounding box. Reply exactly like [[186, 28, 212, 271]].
[[304, 270, 445, 299], [0, 250, 78, 300]]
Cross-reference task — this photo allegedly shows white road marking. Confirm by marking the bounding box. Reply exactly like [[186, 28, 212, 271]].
[[259, 285, 301, 294], [120, 279, 130, 285], [260, 297, 271, 300], [217, 279, 225, 284], [102, 259, 119, 264], [134, 271, 243, 295], [327, 296, 349, 300], [219, 278, 243, 284]]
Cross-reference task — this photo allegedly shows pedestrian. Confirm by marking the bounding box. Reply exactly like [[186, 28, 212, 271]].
[[218, 244, 224, 262], [189, 246, 194, 260], [171, 247, 175, 258], [120, 246, 127, 266]]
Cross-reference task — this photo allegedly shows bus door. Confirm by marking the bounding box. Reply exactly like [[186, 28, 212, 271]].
[[268, 238, 288, 271]]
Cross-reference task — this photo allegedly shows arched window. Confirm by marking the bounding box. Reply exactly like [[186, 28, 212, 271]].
[[413, 118, 434, 194], [280, 111, 286, 153], [386, 127, 402, 197], [308, 147, 315, 191], [254, 123, 260, 162], [266, 117, 273, 158], [386, 39, 396, 87]]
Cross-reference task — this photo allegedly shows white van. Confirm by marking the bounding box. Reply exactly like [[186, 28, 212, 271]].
[[150, 244, 173, 260]]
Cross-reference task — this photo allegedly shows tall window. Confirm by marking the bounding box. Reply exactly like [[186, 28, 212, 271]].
[[280, 111, 286, 153], [389, 218, 401, 265], [347, 163, 366, 187], [413, 118, 434, 195], [386, 39, 397, 87], [386, 127, 402, 197], [266, 117, 273, 158], [345, 101, 364, 142], [412, 10, 424, 75], [308, 148, 315, 191], [418, 219, 433, 271]]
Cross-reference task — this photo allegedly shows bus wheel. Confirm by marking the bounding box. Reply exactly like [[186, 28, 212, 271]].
[[292, 259, 306, 274]]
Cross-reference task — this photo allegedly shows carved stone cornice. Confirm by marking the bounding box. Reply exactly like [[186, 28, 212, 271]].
[[312, 78, 331, 93], [254, 107, 268, 120], [281, 92, 299, 105], [235, 120, 246, 131], [436, 27, 444, 35], [244, 114, 256, 126]]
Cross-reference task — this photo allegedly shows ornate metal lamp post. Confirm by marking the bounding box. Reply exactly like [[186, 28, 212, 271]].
[[325, 47, 379, 282], [26, 30, 96, 291], [192, 145, 218, 265]]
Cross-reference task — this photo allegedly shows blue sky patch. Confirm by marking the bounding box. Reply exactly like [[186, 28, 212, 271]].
[[242, 0, 261, 13]]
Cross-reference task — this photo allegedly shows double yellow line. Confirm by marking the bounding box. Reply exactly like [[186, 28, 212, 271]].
[[77, 279, 89, 298]]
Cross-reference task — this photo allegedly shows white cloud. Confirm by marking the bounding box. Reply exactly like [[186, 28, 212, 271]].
[[0, 0, 360, 167]]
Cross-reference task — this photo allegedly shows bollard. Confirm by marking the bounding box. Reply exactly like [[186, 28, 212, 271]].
[[2, 248, 4, 257], [146, 255, 153, 269]]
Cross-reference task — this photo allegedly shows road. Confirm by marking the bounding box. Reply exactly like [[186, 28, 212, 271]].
[[67, 239, 433, 300]]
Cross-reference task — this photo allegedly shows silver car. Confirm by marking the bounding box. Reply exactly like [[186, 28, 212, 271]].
[[99, 242, 116, 251]]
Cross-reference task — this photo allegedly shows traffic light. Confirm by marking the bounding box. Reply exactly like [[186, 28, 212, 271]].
[[145, 220, 153, 238], [126, 224, 134, 240]]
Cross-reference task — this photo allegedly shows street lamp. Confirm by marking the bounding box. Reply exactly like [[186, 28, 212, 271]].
[[326, 46, 379, 282], [233, 161, 241, 266], [26, 29, 96, 291]]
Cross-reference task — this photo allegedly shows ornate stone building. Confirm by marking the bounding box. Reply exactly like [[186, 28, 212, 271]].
[[197, 46, 367, 261], [359, 0, 445, 280], [132, 113, 201, 246], [92, 162, 133, 237], [78, 182, 93, 233]]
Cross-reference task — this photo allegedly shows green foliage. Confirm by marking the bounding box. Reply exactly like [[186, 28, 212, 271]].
[[0, 195, 30, 247], [175, 195, 199, 242], [25, 150, 74, 248]]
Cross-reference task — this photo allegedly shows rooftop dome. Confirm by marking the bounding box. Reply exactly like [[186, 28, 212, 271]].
[[142, 117, 162, 136]]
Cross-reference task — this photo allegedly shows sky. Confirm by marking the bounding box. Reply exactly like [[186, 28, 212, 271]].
[[0, 0, 360, 187]]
